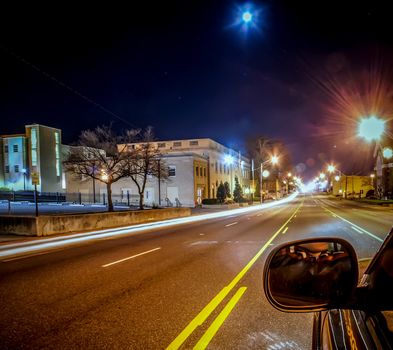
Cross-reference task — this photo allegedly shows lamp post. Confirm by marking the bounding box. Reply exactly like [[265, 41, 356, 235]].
[[224, 154, 234, 193], [21, 168, 27, 191], [259, 155, 278, 203]]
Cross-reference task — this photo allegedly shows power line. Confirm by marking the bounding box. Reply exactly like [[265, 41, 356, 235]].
[[0, 44, 136, 128]]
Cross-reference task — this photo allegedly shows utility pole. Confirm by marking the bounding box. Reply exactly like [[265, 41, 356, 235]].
[[158, 158, 161, 206]]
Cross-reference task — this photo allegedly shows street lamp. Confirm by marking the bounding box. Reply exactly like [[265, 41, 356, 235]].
[[319, 173, 326, 180], [259, 156, 278, 203], [382, 147, 393, 159], [242, 11, 253, 23], [334, 175, 340, 181], [21, 168, 27, 191], [327, 164, 336, 173], [224, 154, 234, 193], [262, 170, 270, 178], [357, 116, 385, 142]]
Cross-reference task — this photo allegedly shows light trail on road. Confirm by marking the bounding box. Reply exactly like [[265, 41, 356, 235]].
[[0, 193, 298, 260]]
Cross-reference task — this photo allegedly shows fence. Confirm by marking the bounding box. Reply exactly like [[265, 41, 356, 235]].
[[0, 190, 175, 216]]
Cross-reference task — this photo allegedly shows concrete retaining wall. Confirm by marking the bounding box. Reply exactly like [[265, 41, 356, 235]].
[[0, 207, 191, 236]]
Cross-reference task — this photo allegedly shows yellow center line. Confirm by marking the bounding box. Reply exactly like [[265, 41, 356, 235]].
[[282, 226, 289, 234], [166, 201, 303, 350], [193, 287, 247, 350]]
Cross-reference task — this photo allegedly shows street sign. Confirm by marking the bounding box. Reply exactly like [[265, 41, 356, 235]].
[[31, 172, 40, 185]]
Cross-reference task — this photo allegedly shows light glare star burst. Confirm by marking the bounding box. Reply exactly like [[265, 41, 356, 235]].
[[231, 3, 263, 35]]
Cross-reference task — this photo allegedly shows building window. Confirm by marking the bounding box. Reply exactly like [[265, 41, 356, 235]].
[[189, 140, 199, 146], [13, 144, 18, 153], [168, 166, 176, 177], [5, 165, 9, 173], [4, 145, 8, 153], [31, 127, 38, 166], [196, 166, 199, 176], [158, 142, 166, 148], [14, 165, 19, 173], [55, 131, 61, 177], [173, 141, 182, 147]]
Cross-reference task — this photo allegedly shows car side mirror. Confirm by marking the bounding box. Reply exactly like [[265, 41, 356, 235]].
[[264, 238, 358, 312]]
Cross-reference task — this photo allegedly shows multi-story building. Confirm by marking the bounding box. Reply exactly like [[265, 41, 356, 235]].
[[0, 124, 65, 192], [67, 138, 252, 207]]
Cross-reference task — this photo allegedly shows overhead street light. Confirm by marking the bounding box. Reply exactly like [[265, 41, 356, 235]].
[[357, 116, 385, 142], [271, 155, 279, 165], [383, 147, 393, 159], [334, 175, 340, 181], [242, 11, 253, 23], [327, 164, 336, 173], [262, 170, 270, 178]]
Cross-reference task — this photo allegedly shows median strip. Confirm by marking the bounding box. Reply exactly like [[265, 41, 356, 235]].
[[102, 247, 161, 267], [166, 201, 303, 350]]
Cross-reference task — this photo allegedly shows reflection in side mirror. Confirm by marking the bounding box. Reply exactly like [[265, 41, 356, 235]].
[[264, 238, 358, 312]]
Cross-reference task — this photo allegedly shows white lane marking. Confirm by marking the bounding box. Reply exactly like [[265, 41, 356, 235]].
[[190, 241, 218, 246], [225, 222, 238, 227], [322, 206, 383, 242], [199, 233, 205, 236], [282, 226, 289, 234], [351, 226, 363, 234], [102, 247, 161, 268]]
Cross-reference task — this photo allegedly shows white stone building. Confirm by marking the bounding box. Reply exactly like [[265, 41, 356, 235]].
[[66, 138, 252, 207]]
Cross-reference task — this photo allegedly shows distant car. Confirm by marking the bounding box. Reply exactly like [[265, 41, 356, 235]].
[[263, 230, 393, 349]]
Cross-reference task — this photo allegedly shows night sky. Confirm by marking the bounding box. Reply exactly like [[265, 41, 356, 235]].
[[1, 1, 393, 178]]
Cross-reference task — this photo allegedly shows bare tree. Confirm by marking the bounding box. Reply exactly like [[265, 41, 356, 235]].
[[124, 127, 167, 210], [63, 125, 138, 212]]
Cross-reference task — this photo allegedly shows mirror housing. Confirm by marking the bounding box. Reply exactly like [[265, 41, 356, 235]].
[[264, 237, 358, 312]]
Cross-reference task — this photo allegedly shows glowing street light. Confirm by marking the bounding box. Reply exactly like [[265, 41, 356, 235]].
[[327, 164, 336, 173], [383, 147, 393, 159], [270, 155, 279, 165], [334, 175, 340, 181], [242, 11, 253, 23], [101, 173, 109, 181], [224, 154, 234, 165], [287, 172, 292, 177], [370, 173, 375, 179], [262, 170, 270, 178], [357, 116, 385, 142], [319, 173, 326, 180]]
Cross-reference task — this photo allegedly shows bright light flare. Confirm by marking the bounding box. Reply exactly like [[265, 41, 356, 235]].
[[327, 164, 336, 173], [319, 173, 326, 180], [224, 154, 234, 165], [358, 116, 385, 142], [262, 170, 270, 178], [242, 11, 253, 23], [334, 175, 340, 181], [271, 155, 279, 165], [383, 147, 393, 159], [231, 3, 263, 35]]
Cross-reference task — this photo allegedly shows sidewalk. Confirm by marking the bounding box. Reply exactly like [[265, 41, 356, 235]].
[[327, 195, 393, 210]]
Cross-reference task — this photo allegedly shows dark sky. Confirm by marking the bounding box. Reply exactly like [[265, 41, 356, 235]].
[[1, 1, 393, 178]]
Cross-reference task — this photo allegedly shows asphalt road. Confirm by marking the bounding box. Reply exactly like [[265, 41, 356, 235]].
[[0, 194, 392, 349]]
